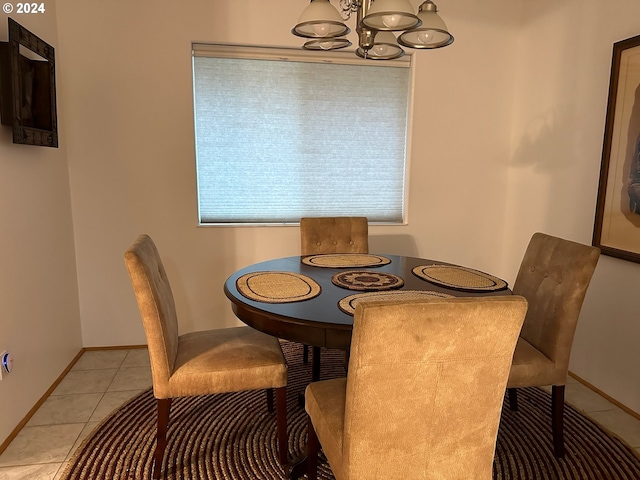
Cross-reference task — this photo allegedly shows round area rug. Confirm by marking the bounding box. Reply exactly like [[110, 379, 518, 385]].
[[61, 343, 640, 480]]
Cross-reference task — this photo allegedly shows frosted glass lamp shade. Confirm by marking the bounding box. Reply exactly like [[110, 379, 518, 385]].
[[292, 0, 350, 39], [356, 31, 404, 60], [361, 0, 420, 31], [304, 37, 352, 50], [398, 1, 454, 49]]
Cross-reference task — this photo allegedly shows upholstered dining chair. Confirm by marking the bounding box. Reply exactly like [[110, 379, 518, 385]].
[[300, 216, 369, 256], [506, 232, 600, 458], [305, 296, 529, 480], [124, 234, 288, 479], [300, 216, 369, 366]]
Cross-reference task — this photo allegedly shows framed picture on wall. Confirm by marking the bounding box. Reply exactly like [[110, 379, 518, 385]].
[[593, 33, 640, 263]]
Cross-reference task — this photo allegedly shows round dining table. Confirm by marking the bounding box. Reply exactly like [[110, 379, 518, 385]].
[[224, 253, 512, 479], [223, 253, 511, 352]]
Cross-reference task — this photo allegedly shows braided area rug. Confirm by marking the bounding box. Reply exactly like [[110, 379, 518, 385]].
[[61, 343, 640, 480]]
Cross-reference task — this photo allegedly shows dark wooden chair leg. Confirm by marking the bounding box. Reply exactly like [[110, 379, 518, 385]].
[[303, 344, 309, 364], [307, 417, 319, 480], [276, 387, 289, 465], [508, 388, 519, 411], [552, 385, 565, 458], [153, 398, 172, 480], [287, 453, 308, 480], [266, 388, 274, 413]]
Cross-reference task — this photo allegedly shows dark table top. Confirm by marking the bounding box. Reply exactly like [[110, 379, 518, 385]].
[[224, 254, 510, 350]]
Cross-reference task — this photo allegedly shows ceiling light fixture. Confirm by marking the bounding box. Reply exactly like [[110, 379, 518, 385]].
[[292, 0, 454, 60]]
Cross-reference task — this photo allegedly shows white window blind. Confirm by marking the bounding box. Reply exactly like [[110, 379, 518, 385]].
[[192, 44, 411, 225]]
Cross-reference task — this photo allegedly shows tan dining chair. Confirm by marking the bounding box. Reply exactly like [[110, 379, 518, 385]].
[[299, 216, 369, 365], [304, 296, 528, 480], [300, 216, 369, 256], [124, 234, 289, 479], [506, 232, 600, 458]]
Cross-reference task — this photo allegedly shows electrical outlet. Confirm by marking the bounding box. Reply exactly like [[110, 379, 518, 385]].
[[0, 351, 5, 381]]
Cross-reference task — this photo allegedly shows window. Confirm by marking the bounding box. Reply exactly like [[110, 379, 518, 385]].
[[192, 44, 412, 225]]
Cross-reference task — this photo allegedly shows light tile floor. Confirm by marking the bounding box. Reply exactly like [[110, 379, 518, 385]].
[[0, 348, 153, 480], [0, 349, 639, 480]]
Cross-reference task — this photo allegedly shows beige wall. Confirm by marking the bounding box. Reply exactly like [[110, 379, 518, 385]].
[[0, 7, 82, 443], [504, 0, 640, 414]]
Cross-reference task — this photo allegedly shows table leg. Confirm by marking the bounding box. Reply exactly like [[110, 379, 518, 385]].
[[299, 346, 322, 407], [312, 346, 321, 381]]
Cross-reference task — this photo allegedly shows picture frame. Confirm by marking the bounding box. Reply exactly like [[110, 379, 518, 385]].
[[0, 18, 58, 147], [593, 34, 640, 263]]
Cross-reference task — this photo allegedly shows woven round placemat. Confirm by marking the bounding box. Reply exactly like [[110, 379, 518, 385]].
[[331, 270, 404, 291], [301, 254, 391, 268], [236, 271, 321, 303], [60, 342, 640, 480], [412, 265, 508, 292], [338, 290, 454, 315]]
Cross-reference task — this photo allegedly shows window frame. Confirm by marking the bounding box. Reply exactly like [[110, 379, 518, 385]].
[[191, 43, 415, 227]]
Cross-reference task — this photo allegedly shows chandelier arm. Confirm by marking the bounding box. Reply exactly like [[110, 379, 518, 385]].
[[339, 0, 366, 20], [355, 0, 375, 55]]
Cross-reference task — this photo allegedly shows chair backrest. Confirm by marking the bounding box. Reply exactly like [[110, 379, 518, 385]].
[[343, 296, 528, 479], [300, 217, 368, 255], [512, 232, 600, 374], [124, 234, 179, 398]]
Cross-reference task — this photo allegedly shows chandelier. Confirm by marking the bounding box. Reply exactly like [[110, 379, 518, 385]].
[[292, 0, 454, 60]]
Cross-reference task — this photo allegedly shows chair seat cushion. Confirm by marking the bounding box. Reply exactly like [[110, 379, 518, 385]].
[[507, 337, 564, 388], [305, 378, 347, 479], [165, 326, 287, 397]]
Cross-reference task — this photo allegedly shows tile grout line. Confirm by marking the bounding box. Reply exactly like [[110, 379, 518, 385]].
[[52, 352, 133, 480]]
